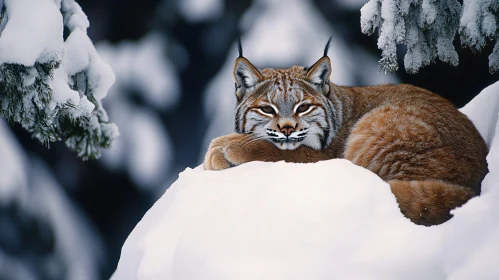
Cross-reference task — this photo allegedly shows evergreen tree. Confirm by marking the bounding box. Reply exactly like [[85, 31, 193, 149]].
[[361, 0, 499, 74], [0, 120, 102, 280], [0, 0, 117, 160]]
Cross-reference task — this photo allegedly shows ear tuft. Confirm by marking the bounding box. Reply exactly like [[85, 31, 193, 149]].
[[323, 36, 332, 57], [237, 37, 243, 58], [233, 57, 263, 100], [305, 56, 331, 94]]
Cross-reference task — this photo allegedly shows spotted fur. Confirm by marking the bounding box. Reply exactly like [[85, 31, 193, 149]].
[[205, 42, 488, 226]]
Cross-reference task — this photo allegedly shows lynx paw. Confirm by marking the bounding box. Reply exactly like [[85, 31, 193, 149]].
[[204, 134, 255, 170]]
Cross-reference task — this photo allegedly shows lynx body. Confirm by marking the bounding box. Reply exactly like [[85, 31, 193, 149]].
[[204, 40, 488, 226]]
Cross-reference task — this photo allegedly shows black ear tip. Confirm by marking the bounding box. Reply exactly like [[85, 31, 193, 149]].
[[237, 38, 243, 58], [323, 36, 332, 57]]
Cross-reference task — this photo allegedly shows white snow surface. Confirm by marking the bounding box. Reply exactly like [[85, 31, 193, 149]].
[[460, 80, 499, 148], [64, 29, 93, 76], [0, 0, 63, 65], [112, 81, 499, 280]]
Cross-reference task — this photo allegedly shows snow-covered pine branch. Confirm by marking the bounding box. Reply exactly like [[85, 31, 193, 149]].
[[0, 0, 118, 160], [361, 0, 499, 74], [460, 0, 499, 73]]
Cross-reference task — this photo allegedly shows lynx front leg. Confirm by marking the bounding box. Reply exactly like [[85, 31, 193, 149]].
[[204, 133, 333, 170], [204, 134, 277, 170]]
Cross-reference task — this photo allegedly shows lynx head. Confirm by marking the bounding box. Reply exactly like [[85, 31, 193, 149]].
[[233, 38, 340, 150]]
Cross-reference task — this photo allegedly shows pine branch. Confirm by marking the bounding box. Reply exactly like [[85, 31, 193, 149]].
[[0, 0, 118, 160], [361, 0, 498, 73]]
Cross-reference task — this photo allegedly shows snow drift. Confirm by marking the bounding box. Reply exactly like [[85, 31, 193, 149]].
[[111, 81, 499, 280]]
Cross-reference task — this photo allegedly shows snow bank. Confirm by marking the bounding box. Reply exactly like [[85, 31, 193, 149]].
[[112, 81, 499, 280], [460, 81, 499, 147], [112, 161, 444, 280]]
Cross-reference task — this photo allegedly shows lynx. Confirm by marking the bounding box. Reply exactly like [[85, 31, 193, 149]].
[[204, 39, 488, 226]]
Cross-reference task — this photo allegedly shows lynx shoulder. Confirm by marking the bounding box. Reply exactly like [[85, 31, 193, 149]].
[[204, 39, 488, 226]]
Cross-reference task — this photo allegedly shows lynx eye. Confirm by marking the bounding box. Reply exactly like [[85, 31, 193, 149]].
[[296, 103, 311, 114], [259, 106, 276, 115]]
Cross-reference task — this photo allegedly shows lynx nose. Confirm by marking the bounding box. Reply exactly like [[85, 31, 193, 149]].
[[280, 125, 295, 137]]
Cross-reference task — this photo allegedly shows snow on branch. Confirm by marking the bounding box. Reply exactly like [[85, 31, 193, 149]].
[[361, 0, 499, 74], [0, 0, 118, 160], [460, 0, 499, 72]]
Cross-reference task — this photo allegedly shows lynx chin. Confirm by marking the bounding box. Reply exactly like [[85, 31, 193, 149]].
[[204, 37, 488, 226]]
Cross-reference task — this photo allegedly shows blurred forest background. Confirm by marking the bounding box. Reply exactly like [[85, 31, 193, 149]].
[[1, 0, 498, 279]]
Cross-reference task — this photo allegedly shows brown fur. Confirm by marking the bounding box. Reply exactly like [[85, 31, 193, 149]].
[[204, 59, 488, 226]]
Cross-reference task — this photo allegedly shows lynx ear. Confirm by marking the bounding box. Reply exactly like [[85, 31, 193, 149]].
[[305, 56, 331, 94], [233, 57, 263, 100], [233, 39, 262, 100], [306, 37, 332, 94]]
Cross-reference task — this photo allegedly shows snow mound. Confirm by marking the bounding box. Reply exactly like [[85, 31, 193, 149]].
[[112, 81, 499, 280], [113, 160, 443, 280]]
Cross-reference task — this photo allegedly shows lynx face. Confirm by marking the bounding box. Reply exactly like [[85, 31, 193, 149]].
[[233, 56, 339, 150]]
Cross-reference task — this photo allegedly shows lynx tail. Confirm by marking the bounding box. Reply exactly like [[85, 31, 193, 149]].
[[389, 180, 477, 226]]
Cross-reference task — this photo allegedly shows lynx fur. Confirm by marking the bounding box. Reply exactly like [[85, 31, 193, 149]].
[[204, 39, 488, 226]]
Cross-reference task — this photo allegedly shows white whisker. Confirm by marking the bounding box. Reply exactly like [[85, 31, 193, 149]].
[[241, 135, 269, 148]]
